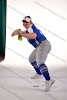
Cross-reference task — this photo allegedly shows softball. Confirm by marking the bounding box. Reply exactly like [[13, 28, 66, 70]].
[[18, 36, 23, 41]]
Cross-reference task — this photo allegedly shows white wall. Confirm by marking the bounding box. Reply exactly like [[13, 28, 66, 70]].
[[6, 0, 67, 67]]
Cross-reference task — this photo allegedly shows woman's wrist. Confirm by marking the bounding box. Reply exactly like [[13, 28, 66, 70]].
[[18, 29, 25, 36]]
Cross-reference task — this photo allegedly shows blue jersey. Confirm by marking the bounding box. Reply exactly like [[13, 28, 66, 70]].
[[26, 24, 47, 48]]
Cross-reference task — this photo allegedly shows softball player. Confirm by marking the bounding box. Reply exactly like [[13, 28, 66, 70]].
[[11, 16, 55, 92]]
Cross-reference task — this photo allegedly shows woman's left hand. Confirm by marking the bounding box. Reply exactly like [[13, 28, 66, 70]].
[[11, 29, 21, 37]]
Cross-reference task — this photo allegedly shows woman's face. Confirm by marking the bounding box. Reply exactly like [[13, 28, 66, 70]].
[[22, 21, 31, 29]]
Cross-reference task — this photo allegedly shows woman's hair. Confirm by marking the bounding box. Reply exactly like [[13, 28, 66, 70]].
[[25, 16, 31, 19]]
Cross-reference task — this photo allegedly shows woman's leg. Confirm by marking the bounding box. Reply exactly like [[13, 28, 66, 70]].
[[29, 49, 41, 75], [36, 40, 51, 80]]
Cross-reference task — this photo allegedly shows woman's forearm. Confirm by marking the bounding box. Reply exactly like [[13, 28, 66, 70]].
[[20, 31, 36, 39]]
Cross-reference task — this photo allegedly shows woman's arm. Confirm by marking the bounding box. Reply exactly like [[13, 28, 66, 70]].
[[11, 29, 37, 39], [19, 31, 37, 39]]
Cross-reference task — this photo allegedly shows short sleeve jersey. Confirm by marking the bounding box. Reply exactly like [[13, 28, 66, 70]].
[[26, 24, 47, 48]]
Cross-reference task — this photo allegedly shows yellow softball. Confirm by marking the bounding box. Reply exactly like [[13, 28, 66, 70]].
[[18, 36, 23, 41]]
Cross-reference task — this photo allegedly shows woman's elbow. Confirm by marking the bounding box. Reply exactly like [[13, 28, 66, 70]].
[[32, 33, 37, 39]]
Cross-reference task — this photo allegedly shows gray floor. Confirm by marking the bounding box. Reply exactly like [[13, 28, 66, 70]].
[[0, 49, 67, 100]]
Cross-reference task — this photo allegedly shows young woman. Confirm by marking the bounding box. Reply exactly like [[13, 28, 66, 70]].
[[11, 16, 55, 92]]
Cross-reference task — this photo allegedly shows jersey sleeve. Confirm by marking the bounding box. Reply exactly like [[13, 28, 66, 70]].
[[27, 27, 34, 33]]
